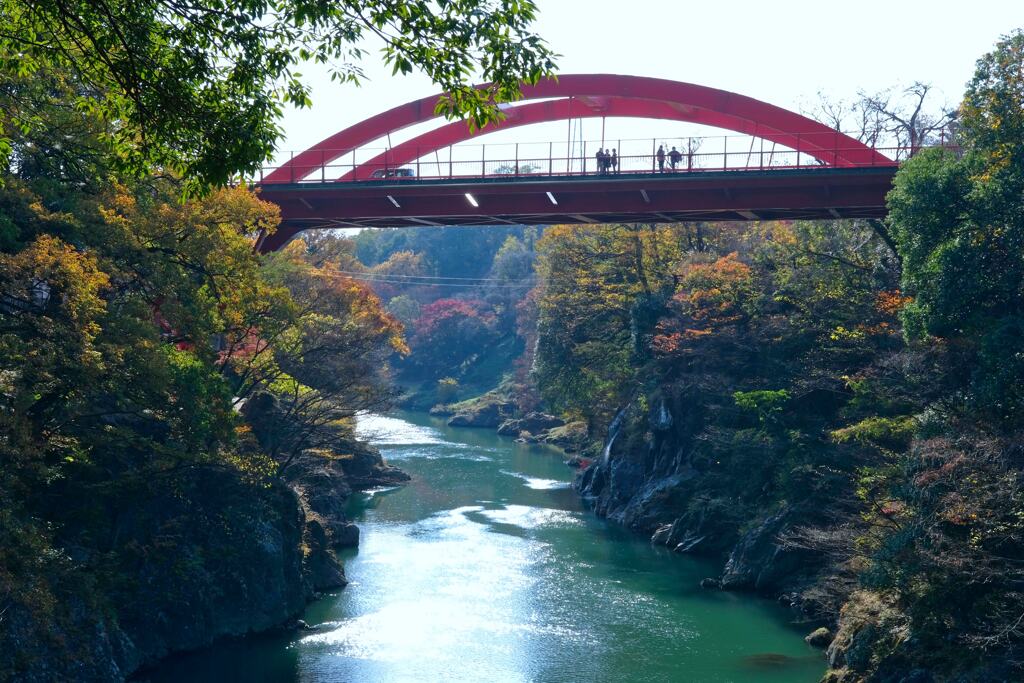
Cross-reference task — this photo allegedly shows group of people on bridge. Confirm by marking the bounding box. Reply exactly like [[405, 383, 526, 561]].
[[595, 148, 618, 173], [656, 145, 687, 172], [593, 145, 692, 174]]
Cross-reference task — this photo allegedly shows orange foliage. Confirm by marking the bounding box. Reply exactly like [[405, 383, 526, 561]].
[[652, 253, 753, 356], [876, 290, 914, 316]]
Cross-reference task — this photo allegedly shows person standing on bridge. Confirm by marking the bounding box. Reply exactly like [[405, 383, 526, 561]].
[[595, 148, 605, 174], [611, 149, 619, 173], [656, 145, 666, 172], [669, 146, 682, 170]]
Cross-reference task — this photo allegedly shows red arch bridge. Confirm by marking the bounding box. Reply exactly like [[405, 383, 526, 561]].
[[254, 74, 912, 253]]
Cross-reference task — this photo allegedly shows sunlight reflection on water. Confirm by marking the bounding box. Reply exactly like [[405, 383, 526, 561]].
[[500, 469, 572, 490], [353, 413, 446, 445]]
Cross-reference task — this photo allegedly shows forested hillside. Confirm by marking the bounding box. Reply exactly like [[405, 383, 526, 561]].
[[540, 32, 1024, 682], [0, 174, 413, 677]]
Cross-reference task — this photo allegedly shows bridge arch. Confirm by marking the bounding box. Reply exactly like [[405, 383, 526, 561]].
[[263, 74, 888, 184]]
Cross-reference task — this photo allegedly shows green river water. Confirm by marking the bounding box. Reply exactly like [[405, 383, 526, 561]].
[[142, 411, 825, 682]]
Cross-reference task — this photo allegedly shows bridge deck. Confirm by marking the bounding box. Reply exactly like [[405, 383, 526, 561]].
[[256, 166, 896, 251]]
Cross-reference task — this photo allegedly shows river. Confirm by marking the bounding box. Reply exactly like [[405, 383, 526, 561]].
[[142, 411, 825, 682]]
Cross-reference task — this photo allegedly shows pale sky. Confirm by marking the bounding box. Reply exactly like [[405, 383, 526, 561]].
[[274, 0, 1022, 168]]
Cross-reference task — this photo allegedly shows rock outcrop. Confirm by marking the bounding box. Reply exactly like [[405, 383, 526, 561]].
[[536, 421, 589, 452], [242, 388, 408, 547], [303, 518, 348, 591], [805, 627, 834, 648], [720, 505, 820, 592], [446, 396, 514, 428], [496, 411, 565, 435], [494, 414, 589, 453], [286, 442, 408, 548]]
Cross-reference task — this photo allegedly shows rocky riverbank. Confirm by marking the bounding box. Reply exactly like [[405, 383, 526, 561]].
[[429, 390, 589, 454], [286, 438, 410, 553], [573, 391, 1019, 682]]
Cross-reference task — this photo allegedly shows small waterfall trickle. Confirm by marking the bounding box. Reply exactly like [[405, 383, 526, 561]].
[[602, 405, 628, 466]]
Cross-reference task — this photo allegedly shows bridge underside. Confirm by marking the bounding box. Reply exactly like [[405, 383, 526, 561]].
[[256, 167, 896, 252]]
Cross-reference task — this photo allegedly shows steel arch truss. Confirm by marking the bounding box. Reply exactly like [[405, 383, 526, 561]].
[[263, 74, 889, 184]]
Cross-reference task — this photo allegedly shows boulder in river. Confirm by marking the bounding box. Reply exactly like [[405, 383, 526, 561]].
[[496, 418, 523, 436], [331, 522, 360, 548], [520, 412, 566, 432], [304, 519, 348, 591], [805, 627, 834, 648]]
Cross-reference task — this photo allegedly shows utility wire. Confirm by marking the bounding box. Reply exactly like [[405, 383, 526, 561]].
[[330, 268, 535, 283], [350, 277, 536, 288], [315, 270, 541, 289]]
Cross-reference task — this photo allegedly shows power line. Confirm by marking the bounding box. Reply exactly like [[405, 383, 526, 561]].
[[315, 270, 541, 289], [350, 277, 536, 289], [331, 268, 534, 283]]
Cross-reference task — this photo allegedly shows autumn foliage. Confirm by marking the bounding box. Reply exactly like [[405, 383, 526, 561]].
[[652, 253, 754, 355], [409, 298, 498, 373]]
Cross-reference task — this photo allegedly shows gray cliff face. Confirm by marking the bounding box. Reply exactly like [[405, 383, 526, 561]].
[[575, 391, 822, 598], [1, 469, 314, 683], [115, 473, 313, 673], [576, 394, 707, 531], [719, 505, 820, 593]]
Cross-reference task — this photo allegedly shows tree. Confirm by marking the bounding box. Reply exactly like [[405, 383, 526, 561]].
[[355, 225, 529, 278], [0, 182, 294, 595], [0, 0, 557, 191], [408, 298, 497, 375], [533, 223, 682, 428], [368, 249, 431, 302], [492, 163, 542, 174], [808, 83, 954, 154], [241, 239, 406, 471], [0, 234, 111, 485], [859, 83, 955, 157], [483, 234, 535, 330], [887, 29, 1024, 424], [830, 32, 1024, 678], [294, 231, 366, 271], [0, 3, 555, 673], [386, 294, 421, 330], [651, 252, 756, 357]]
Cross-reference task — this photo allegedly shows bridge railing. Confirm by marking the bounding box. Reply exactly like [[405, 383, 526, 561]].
[[254, 133, 954, 185]]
